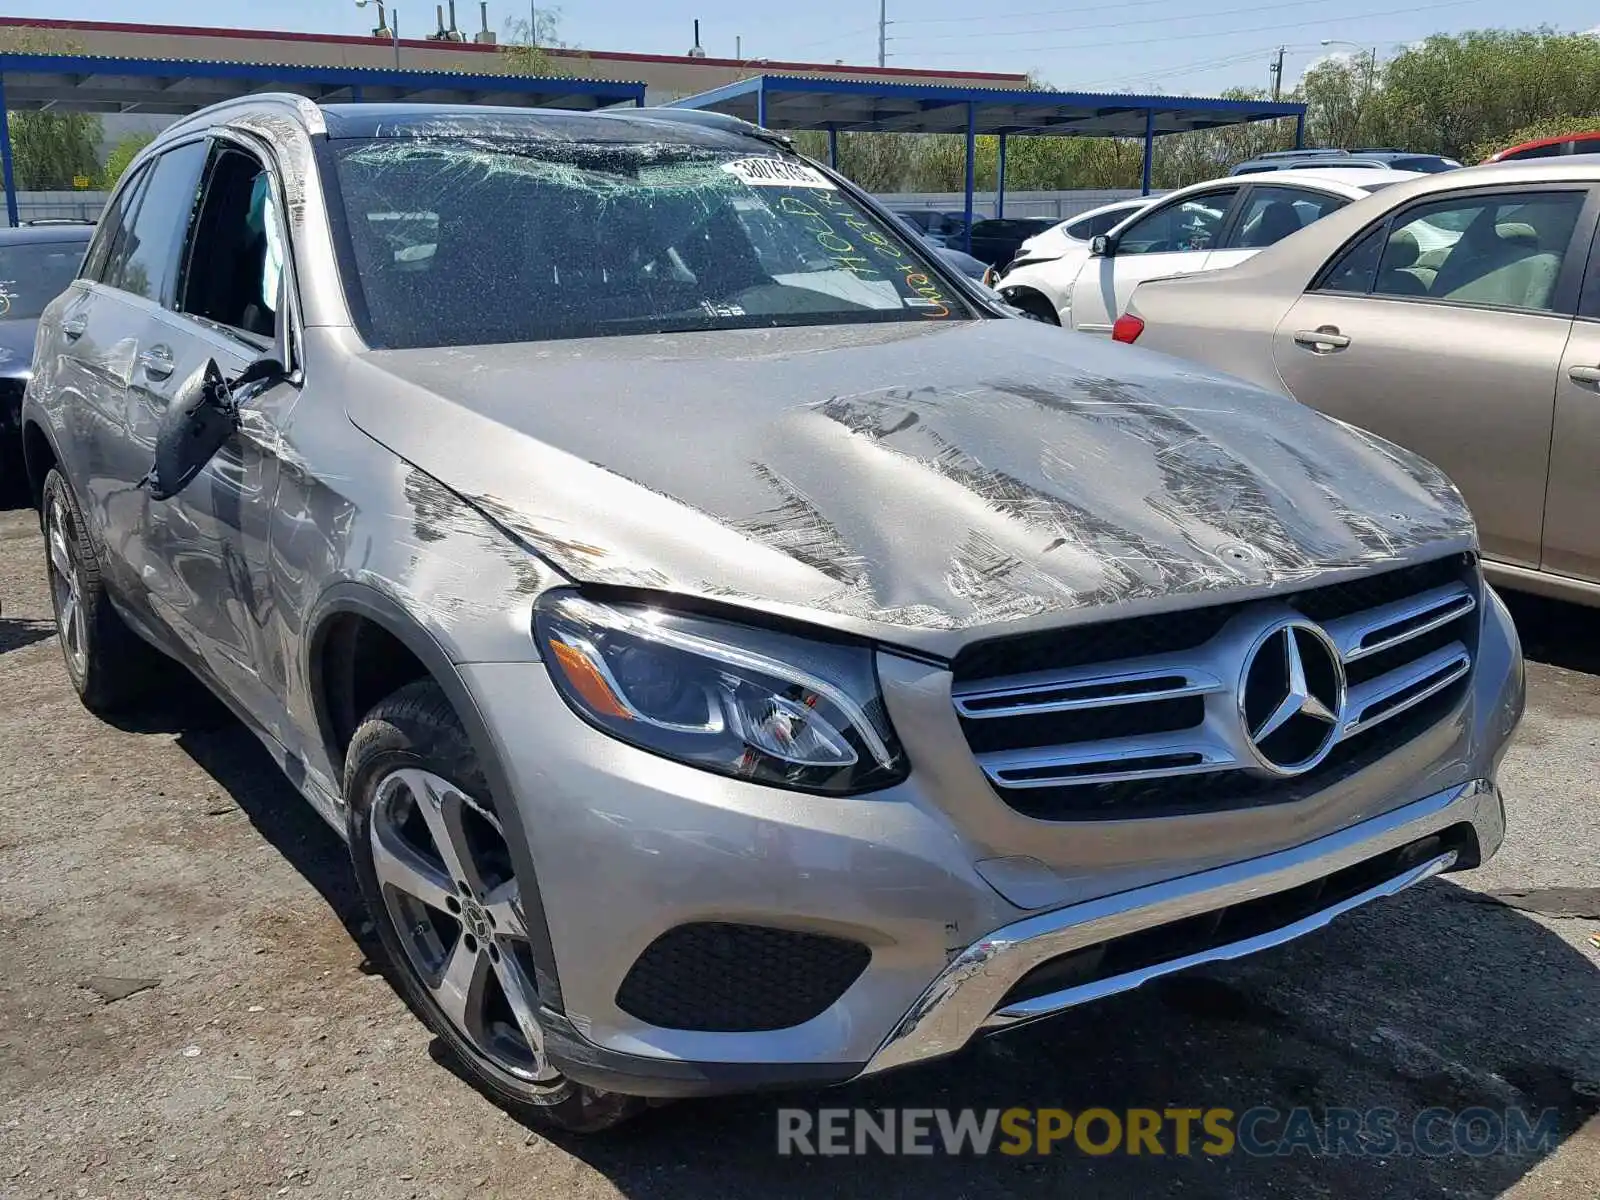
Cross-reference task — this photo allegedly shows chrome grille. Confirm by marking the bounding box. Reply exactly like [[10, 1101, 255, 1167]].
[[953, 555, 1479, 819]]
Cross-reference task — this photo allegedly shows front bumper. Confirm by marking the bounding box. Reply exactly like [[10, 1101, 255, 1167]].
[[459, 585, 1521, 1099], [861, 777, 1502, 1078]]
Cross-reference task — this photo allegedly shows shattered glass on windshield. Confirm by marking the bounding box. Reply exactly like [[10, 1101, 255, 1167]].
[[330, 137, 965, 348]]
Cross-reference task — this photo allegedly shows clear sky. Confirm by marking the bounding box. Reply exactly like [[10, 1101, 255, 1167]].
[[3, 0, 1594, 96]]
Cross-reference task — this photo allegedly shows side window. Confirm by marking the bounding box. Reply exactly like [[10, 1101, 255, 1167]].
[[1116, 189, 1237, 255], [1068, 208, 1131, 241], [1229, 186, 1347, 249], [177, 147, 288, 339], [1315, 191, 1586, 311], [82, 164, 147, 282], [1505, 142, 1563, 161], [1317, 225, 1386, 293], [106, 142, 208, 303], [1380, 192, 1584, 310]]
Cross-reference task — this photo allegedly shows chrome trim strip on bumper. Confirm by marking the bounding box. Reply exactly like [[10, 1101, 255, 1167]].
[[987, 851, 1455, 1024], [859, 778, 1501, 1077]]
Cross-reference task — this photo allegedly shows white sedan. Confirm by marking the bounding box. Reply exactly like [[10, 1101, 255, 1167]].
[[997, 168, 1420, 333], [1006, 196, 1156, 269]]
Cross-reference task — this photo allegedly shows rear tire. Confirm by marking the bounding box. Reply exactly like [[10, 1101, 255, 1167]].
[[345, 679, 645, 1134], [40, 468, 159, 713]]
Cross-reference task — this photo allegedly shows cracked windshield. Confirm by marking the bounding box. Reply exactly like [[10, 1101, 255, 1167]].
[[331, 137, 964, 347]]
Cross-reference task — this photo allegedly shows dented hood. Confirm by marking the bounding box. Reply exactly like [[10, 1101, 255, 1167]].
[[347, 318, 1475, 656]]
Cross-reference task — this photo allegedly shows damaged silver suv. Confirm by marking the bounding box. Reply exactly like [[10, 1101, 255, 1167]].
[[22, 97, 1524, 1132]]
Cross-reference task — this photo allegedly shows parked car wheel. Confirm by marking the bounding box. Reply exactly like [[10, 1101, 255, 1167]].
[[41, 468, 157, 712], [345, 679, 645, 1134]]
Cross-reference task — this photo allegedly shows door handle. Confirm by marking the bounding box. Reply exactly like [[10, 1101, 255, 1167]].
[[60, 314, 87, 342], [1568, 365, 1600, 386], [138, 344, 176, 381], [1293, 326, 1351, 353]]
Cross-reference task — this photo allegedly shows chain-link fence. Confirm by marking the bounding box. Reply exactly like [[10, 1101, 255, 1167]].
[[875, 189, 1165, 221], [11, 191, 109, 225]]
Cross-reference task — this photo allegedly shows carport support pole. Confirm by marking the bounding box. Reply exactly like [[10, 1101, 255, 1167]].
[[1295, 111, 1305, 148], [996, 132, 1007, 219], [1140, 108, 1154, 197], [756, 83, 767, 129], [963, 102, 975, 253], [0, 77, 16, 229], [827, 125, 838, 168]]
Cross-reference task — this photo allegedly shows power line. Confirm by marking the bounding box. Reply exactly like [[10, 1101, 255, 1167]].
[[897, 0, 1491, 57], [787, 23, 879, 53], [1078, 45, 1290, 89], [1072, 36, 1416, 91], [902, 0, 1360, 42], [896, 0, 1205, 24]]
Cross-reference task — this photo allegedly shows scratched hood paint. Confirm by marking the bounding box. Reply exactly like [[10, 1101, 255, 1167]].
[[347, 318, 1475, 654]]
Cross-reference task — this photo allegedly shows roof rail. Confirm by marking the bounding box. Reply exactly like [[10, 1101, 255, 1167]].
[[616, 105, 792, 148], [158, 92, 328, 142], [1255, 148, 1349, 160]]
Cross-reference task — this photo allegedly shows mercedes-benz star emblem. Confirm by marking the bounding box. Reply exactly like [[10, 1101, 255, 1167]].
[[1238, 618, 1347, 776]]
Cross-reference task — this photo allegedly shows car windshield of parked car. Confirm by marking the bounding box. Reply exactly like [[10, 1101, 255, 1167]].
[[330, 138, 968, 347], [0, 240, 86, 322]]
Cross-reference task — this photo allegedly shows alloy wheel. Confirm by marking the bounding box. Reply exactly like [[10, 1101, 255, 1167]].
[[45, 493, 88, 679], [369, 768, 562, 1089]]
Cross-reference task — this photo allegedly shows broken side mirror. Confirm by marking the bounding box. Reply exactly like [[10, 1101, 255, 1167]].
[[144, 355, 285, 501], [1089, 234, 1113, 258]]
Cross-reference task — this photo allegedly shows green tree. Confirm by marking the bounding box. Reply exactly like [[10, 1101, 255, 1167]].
[[792, 131, 921, 191], [500, 9, 576, 77], [1467, 113, 1600, 164], [9, 111, 103, 190], [1299, 53, 1384, 150], [100, 132, 154, 189], [1373, 29, 1600, 160]]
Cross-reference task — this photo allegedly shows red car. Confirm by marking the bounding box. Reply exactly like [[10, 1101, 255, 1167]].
[[1484, 130, 1600, 162]]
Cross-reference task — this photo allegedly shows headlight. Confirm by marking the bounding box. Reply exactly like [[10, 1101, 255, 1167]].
[[533, 591, 908, 795]]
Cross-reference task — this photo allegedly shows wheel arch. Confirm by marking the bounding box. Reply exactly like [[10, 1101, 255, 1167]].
[[21, 417, 61, 512], [306, 581, 566, 1011], [999, 285, 1062, 325]]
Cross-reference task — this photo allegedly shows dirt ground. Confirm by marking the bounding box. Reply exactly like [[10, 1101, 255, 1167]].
[[1, 503, 1596, 1200]]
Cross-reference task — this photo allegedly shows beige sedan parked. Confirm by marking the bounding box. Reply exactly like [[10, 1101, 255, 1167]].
[[1118, 157, 1600, 607]]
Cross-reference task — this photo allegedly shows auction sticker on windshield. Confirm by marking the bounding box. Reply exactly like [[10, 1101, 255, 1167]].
[[722, 157, 837, 189]]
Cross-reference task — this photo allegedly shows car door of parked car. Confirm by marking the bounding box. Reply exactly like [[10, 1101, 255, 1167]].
[[1271, 184, 1597, 571], [1068, 186, 1243, 333], [1541, 232, 1600, 585], [1206, 183, 1350, 272], [49, 146, 210, 618], [136, 138, 304, 739]]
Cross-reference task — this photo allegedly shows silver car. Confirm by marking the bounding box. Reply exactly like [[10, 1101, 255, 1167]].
[[1119, 157, 1600, 608], [21, 97, 1523, 1132]]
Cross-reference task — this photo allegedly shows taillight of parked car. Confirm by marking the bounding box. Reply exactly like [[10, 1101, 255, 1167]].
[[1112, 314, 1145, 344]]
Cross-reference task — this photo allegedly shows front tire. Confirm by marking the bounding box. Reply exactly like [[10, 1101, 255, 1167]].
[[40, 468, 158, 713], [345, 679, 644, 1134]]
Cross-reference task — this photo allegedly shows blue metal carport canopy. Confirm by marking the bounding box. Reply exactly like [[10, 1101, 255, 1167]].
[[665, 74, 1307, 252], [0, 52, 647, 224]]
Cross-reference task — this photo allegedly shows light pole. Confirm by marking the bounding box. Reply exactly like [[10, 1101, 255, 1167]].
[[356, 0, 402, 69], [1320, 39, 1376, 97], [1320, 39, 1376, 146]]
